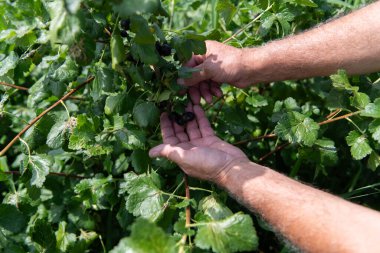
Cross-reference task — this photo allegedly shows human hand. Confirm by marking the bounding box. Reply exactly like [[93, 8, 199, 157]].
[[177, 40, 254, 104], [149, 104, 249, 183]]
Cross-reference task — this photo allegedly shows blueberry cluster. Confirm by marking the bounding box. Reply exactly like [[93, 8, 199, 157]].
[[169, 112, 195, 126], [120, 19, 130, 37], [155, 42, 172, 56]]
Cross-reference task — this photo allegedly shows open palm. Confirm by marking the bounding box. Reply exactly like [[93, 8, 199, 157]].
[[149, 104, 248, 183]]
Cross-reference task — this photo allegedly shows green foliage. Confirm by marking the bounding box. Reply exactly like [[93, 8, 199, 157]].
[[274, 111, 320, 146], [0, 0, 379, 252], [110, 218, 177, 253]]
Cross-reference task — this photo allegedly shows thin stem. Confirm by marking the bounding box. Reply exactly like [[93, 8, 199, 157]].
[[212, 99, 225, 123], [345, 117, 365, 134], [160, 191, 187, 200], [205, 95, 226, 111], [161, 179, 184, 211], [325, 108, 342, 119], [189, 186, 213, 193], [18, 137, 31, 162], [1, 170, 87, 179], [318, 111, 361, 126], [0, 81, 29, 91], [0, 76, 95, 157], [99, 235, 106, 253], [169, 0, 175, 30], [223, 3, 273, 44], [234, 133, 276, 145], [258, 142, 290, 162], [60, 100, 71, 119], [184, 174, 191, 228]]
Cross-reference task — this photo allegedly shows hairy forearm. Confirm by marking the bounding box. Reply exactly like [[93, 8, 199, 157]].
[[218, 161, 380, 253], [244, 1, 380, 84]]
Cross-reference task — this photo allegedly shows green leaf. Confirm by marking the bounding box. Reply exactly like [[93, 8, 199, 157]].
[[111, 34, 125, 69], [110, 218, 177, 253], [47, 120, 69, 149], [56, 221, 77, 252], [133, 101, 160, 128], [350, 92, 370, 109], [112, 0, 160, 17], [74, 176, 114, 210], [216, 0, 237, 25], [30, 218, 57, 250], [0, 204, 27, 233], [119, 172, 165, 221], [361, 98, 380, 118], [287, 0, 318, 7], [24, 113, 58, 151], [0, 52, 19, 76], [131, 43, 159, 65], [246, 94, 268, 108], [330, 69, 358, 92], [369, 119, 380, 143], [198, 195, 233, 220], [274, 111, 320, 146], [367, 151, 380, 171], [68, 115, 96, 150], [346, 130, 372, 160], [195, 213, 258, 253], [91, 64, 114, 100], [105, 93, 126, 115], [131, 149, 150, 173], [130, 15, 155, 44], [51, 57, 79, 83], [28, 155, 53, 188], [48, 1, 82, 45], [116, 128, 146, 150], [194, 195, 258, 253]]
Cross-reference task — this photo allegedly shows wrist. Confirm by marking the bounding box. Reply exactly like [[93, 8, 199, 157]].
[[214, 157, 250, 187], [239, 47, 264, 86], [216, 159, 267, 192]]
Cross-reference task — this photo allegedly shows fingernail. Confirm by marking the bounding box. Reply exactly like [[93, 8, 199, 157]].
[[177, 78, 185, 86]]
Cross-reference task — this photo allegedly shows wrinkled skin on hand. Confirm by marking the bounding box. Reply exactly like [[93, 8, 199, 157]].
[[149, 104, 249, 183], [178, 40, 253, 104]]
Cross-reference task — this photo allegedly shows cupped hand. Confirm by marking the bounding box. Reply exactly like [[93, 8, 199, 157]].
[[149, 104, 249, 183], [177, 40, 254, 104]]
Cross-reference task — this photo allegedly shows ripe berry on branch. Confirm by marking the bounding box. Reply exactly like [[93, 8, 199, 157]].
[[120, 19, 130, 30], [155, 42, 172, 56]]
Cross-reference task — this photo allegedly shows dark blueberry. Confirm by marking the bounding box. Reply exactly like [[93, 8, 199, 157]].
[[120, 19, 130, 30], [159, 43, 172, 56], [169, 112, 185, 125], [157, 101, 168, 111], [169, 112, 181, 122], [182, 111, 195, 122], [120, 30, 128, 38], [155, 42, 172, 56], [175, 117, 186, 126]]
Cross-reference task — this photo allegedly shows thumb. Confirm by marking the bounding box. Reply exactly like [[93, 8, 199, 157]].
[[177, 63, 209, 86], [149, 144, 186, 163]]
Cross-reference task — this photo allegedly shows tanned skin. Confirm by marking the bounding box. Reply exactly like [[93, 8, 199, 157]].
[[177, 1, 380, 105], [150, 2, 380, 252]]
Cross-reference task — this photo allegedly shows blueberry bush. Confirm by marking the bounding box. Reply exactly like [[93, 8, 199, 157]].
[[0, 0, 379, 252]]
